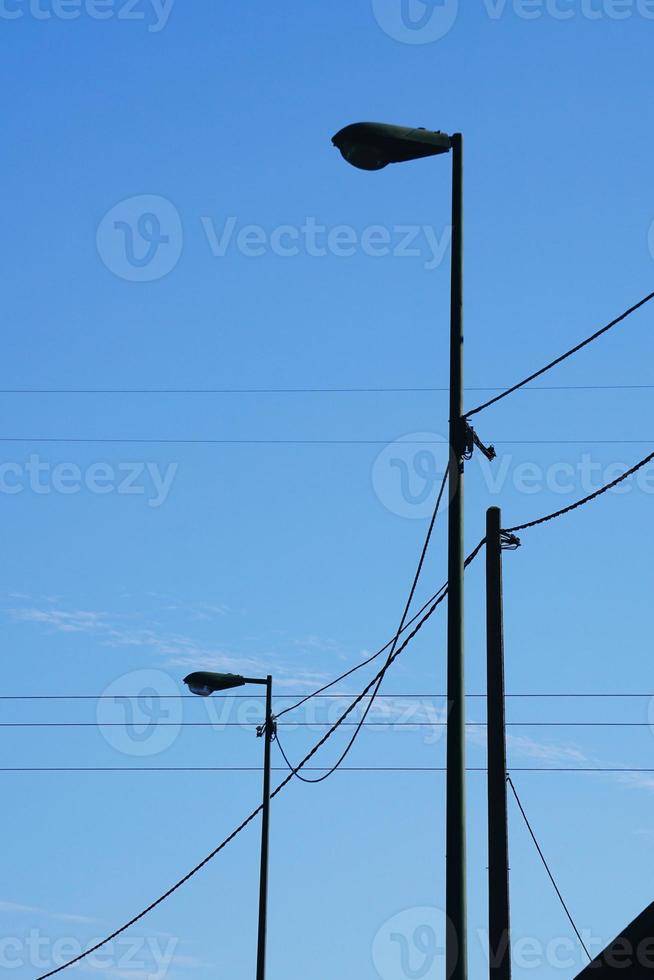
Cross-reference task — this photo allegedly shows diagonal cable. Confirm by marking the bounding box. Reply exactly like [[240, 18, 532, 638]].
[[276, 538, 488, 784], [504, 448, 654, 533], [274, 467, 449, 782], [465, 289, 654, 418], [508, 776, 591, 961], [35, 537, 489, 980], [275, 581, 448, 721]]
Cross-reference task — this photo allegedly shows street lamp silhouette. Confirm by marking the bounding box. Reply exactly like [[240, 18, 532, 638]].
[[332, 120, 468, 980], [183, 670, 275, 980]]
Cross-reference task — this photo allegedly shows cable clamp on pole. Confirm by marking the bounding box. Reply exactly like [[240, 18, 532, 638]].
[[500, 531, 521, 551], [257, 718, 277, 740], [463, 422, 496, 462]]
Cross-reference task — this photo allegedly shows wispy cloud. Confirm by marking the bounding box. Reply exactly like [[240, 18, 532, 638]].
[[144, 592, 231, 621], [292, 635, 344, 654], [466, 725, 590, 766], [506, 733, 589, 765], [9, 605, 235, 659], [469, 725, 654, 799], [78, 949, 210, 980], [7, 602, 331, 692], [0, 899, 98, 924], [365, 696, 447, 726], [11, 608, 110, 634], [614, 771, 654, 792]]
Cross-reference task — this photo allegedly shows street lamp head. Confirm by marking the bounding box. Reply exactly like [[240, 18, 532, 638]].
[[183, 671, 247, 697], [331, 122, 452, 171]]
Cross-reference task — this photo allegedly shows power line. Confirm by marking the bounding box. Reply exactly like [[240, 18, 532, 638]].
[[277, 468, 451, 781], [35, 546, 460, 980], [6, 767, 654, 773], [465, 288, 654, 418], [2, 383, 654, 395], [36, 792, 265, 980], [19, 290, 654, 978], [0, 436, 652, 446], [508, 777, 591, 960], [493, 439, 653, 445], [4, 766, 453, 772], [277, 538, 489, 782], [4, 721, 654, 728], [23, 286, 654, 974], [275, 592, 450, 720], [277, 473, 450, 725], [505, 447, 654, 533], [4, 693, 654, 700]]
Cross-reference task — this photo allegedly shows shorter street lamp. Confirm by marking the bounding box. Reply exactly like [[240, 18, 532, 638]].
[[183, 671, 275, 980]]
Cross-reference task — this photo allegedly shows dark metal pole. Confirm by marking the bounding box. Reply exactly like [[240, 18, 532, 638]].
[[486, 507, 511, 980], [446, 132, 467, 980], [255, 675, 273, 980]]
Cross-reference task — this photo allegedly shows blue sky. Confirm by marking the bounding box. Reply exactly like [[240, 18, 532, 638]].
[[2, 2, 654, 979]]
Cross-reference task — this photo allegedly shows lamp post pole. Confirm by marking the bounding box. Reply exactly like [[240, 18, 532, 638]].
[[255, 675, 273, 980], [446, 132, 467, 980], [330, 122, 469, 979], [183, 670, 274, 980]]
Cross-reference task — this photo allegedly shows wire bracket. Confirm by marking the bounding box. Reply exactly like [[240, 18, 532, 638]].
[[501, 531, 521, 551], [257, 718, 277, 741], [463, 422, 496, 462]]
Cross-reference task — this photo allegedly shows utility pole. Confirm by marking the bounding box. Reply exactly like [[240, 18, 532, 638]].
[[256, 675, 274, 980], [446, 132, 467, 980], [486, 507, 512, 980]]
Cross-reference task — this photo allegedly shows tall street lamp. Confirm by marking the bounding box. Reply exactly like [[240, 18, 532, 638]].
[[332, 121, 467, 980], [183, 671, 275, 980]]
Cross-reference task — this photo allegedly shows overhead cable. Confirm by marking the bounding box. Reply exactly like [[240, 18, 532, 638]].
[[35, 540, 484, 980], [505, 448, 654, 533], [508, 777, 591, 961], [465, 289, 654, 418]]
